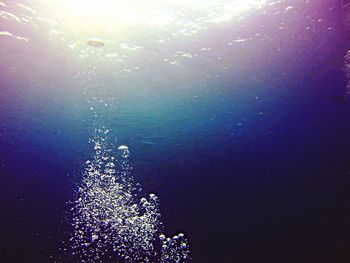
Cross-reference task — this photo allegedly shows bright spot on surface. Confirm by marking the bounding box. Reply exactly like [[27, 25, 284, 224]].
[[87, 38, 104, 47]]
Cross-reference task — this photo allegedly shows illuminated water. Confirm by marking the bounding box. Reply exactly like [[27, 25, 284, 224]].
[[1, 0, 350, 262]]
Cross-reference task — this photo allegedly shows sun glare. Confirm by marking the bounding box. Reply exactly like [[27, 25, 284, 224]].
[[43, 0, 267, 37]]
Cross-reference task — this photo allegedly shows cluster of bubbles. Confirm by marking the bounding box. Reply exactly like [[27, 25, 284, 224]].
[[70, 127, 191, 262], [160, 234, 191, 263], [69, 66, 191, 262]]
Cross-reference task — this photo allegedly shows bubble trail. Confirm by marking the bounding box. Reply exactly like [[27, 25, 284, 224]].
[[69, 67, 191, 262]]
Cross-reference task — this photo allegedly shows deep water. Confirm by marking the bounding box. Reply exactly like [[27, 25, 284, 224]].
[[1, 0, 350, 262]]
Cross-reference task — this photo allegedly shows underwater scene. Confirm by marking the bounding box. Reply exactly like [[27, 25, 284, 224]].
[[1, 0, 350, 262]]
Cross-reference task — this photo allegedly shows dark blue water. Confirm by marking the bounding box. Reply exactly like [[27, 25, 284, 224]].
[[1, 1, 350, 262]]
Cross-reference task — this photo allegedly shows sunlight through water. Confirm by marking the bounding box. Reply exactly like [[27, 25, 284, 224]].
[[36, 0, 269, 42], [0, 0, 304, 262]]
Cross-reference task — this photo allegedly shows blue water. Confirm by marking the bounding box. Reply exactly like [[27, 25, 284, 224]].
[[1, 0, 350, 262]]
